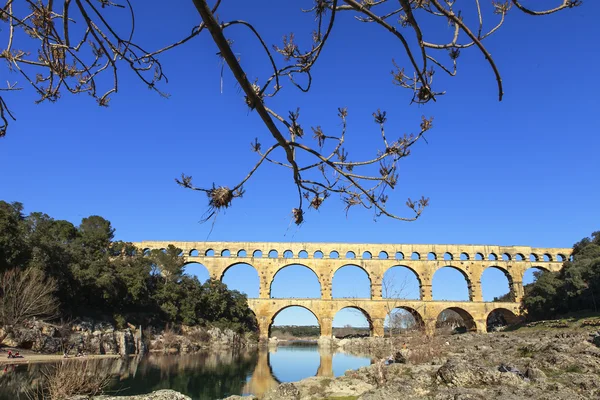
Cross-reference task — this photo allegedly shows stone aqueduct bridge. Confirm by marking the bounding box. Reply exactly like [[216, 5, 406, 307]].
[[135, 241, 571, 339]]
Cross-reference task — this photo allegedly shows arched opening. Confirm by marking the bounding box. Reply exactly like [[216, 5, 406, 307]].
[[385, 307, 424, 336], [221, 263, 259, 298], [543, 253, 552, 262], [382, 266, 421, 299], [432, 267, 470, 301], [346, 251, 356, 259], [269, 306, 321, 381], [362, 251, 372, 259], [523, 267, 549, 285], [333, 307, 372, 338], [237, 249, 247, 257], [298, 250, 308, 258], [395, 252, 404, 260], [474, 253, 483, 261], [183, 262, 210, 283], [378, 251, 388, 260], [444, 252, 453, 261], [205, 249, 215, 257], [270, 306, 321, 339], [314, 250, 324, 259], [330, 251, 339, 259], [556, 254, 565, 262], [488, 253, 497, 261], [529, 253, 539, 262], [501, 253, 511, 261], [460, 253, 469, 261], [270, 264, 321, 298], [481, 266, 513, 302], [515, 253, 524, 261], [436, 307, 477, 334], [411, 252, 420, 261], [283, 250, 293, 258], [189, 249, 199, 257], [221, 249, 230, 257], [332, 265, 371, 298], [269, 250, 279, 258], [486, 308, 520, 332], [253, 250, 263, 258], [143, 248, 151, 256], [427, 252, 437, 261]]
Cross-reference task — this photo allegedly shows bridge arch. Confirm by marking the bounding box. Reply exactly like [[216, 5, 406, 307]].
[[182, 261, 210, 283], [436, 307, 478, 333], [269, 305, 321, 337], [332, 264, 371, 298], [382, 265, 421, 299], [480, 266, 514, 302], [432, 266, 471, 301], [523, 266, 549, 285], [270, 263, 321, 298], [220, 262, 260, 298], [486, 308, 520, 332], [333, 306, 373, 337], [385, 306, 425, 334]]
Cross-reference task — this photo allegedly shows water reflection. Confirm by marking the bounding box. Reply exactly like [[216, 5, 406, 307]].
[[0, 344, 372, 400]]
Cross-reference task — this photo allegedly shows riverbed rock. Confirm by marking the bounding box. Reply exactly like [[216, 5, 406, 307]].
[[90, 389, 192, 399], [263, 376, 375, 400]]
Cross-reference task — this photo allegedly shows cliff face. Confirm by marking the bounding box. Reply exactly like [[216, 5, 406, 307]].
[[1, 320, 255, 356]]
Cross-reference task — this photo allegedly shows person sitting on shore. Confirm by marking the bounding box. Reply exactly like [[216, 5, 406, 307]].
[[6, 351, 12, 359], [13, 352, 21, 358]]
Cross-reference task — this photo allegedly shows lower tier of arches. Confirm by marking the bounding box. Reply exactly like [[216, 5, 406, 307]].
[[248, 298, 521, 340]]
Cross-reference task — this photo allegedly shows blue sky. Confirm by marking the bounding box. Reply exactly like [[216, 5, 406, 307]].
[[1, 1, 598, 328]]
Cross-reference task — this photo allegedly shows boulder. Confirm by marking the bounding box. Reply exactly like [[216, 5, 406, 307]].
[[524, 366, 546, 382], [262, 382, 300, 400]]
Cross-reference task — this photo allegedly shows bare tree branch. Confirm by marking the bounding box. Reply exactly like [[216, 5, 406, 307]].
[[0, 0, 582, 224]]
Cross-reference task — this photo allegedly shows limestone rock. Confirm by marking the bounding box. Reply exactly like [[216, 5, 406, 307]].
[[92, 389, 191, 399], [262, 382, 300, 400]]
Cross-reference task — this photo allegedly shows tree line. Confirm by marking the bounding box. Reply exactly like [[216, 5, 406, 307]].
[[0, 201, 257, 332], [523, 231, 600, 320]]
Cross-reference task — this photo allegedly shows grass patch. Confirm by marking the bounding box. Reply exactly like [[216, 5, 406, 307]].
[[320, 378, 332, 387], [517, 345, 535, 358], [505, 311, 600, 332], [565, 364, 584, 373]]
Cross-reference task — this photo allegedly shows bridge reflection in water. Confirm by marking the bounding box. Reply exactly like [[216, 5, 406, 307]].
[[243, 345, 338, 397], [4, 346, 368, 399]]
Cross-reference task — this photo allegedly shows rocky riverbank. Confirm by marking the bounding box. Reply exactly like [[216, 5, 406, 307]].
[[241, 327, 600, 400], [0, 319, 255, 359]]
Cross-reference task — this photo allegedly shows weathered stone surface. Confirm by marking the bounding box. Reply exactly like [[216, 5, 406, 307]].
[[91, 389, 191, 399], [134, 240, 570, 339]]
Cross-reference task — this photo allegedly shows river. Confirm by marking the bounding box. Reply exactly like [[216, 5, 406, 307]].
[[0, 343, 372, 399]]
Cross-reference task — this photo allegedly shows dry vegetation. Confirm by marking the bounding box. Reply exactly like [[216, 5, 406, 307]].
[[25, 359, 112, 400]]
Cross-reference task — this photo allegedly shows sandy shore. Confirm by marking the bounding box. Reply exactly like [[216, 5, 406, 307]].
[[0, 352, 122, 365]]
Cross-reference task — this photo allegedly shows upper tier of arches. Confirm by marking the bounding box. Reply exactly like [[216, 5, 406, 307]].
[[139, 241, 571, 266]]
